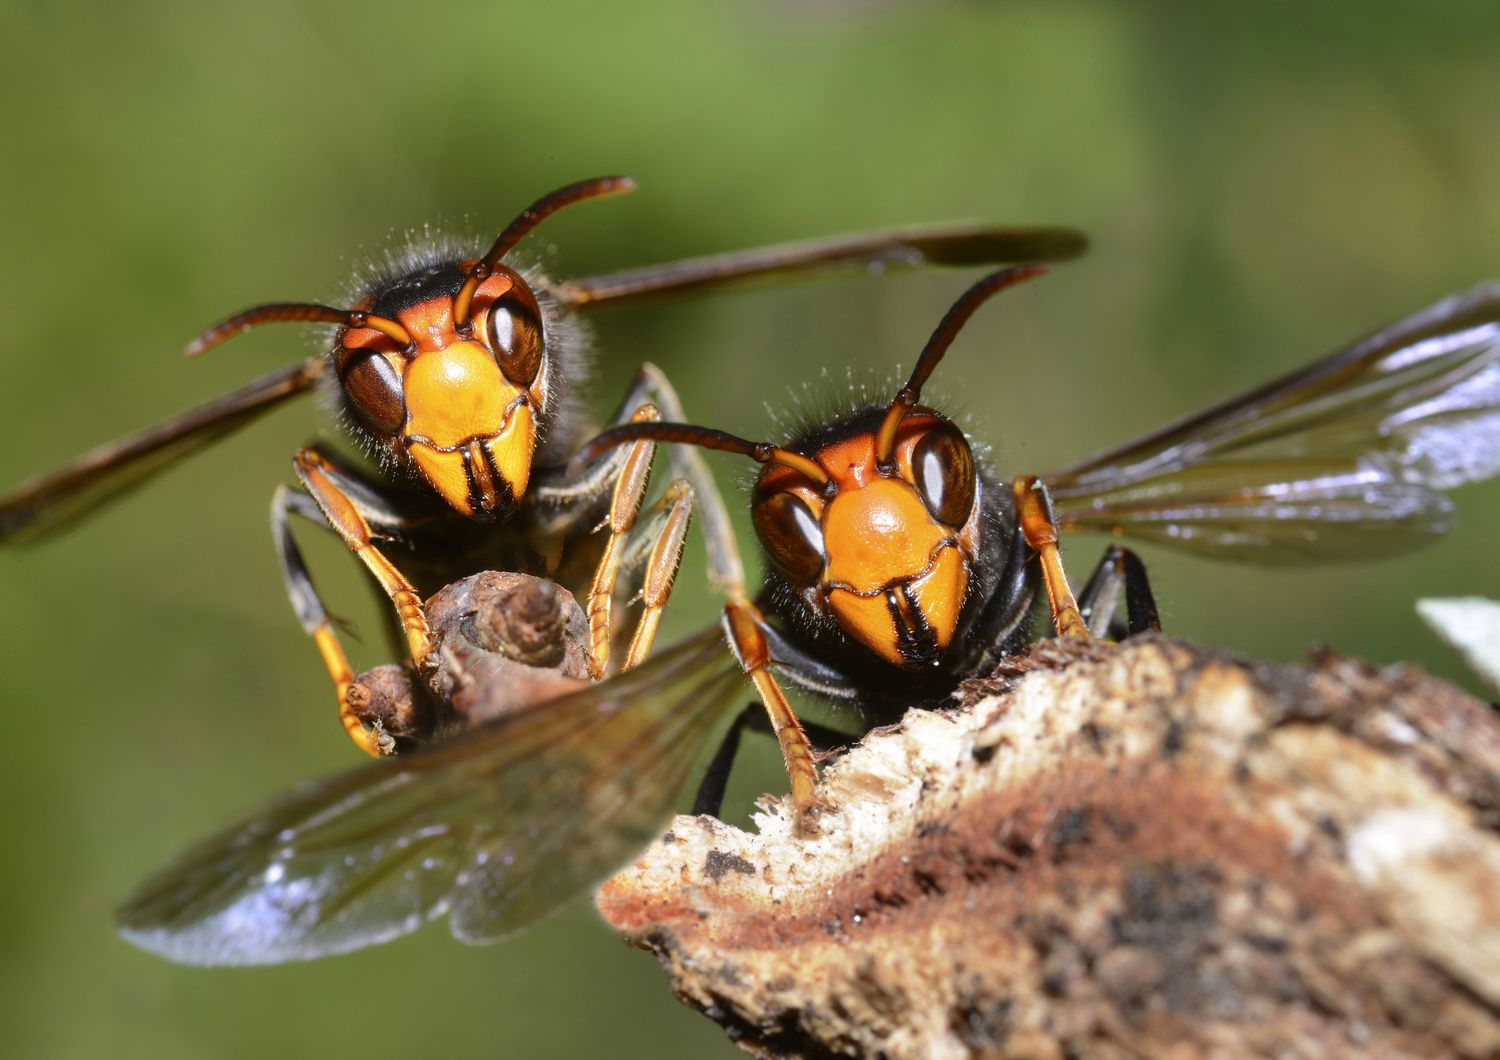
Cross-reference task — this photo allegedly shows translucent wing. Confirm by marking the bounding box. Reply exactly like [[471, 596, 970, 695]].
[[116, 625, 742, 965], [550, 223, 1087, 308], [1045, 282, 1500, 562], [4, 223, 1081, 544], [0, 357, 324, 545]]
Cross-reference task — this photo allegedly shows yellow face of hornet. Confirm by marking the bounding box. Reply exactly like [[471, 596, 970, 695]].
[[752, 411, 983, 667], [334, 266, 547, 520]]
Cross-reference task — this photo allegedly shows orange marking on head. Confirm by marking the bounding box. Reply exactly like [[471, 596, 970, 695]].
[[814, 434, 878, 491], [408, 405, 534, 516], [908, 545, 967, 651], [404, 342, 514, 448], [825, 542, 967, 666], [408, 446, 472, 514], [756, 412, 947, 497], [388, 272, 516, 350], [827, 589, 905, 665], [338, 327, 401, 355], [752, 412, 977, 662], [822, 478, 945, 594], [482, 414, 534, 504]]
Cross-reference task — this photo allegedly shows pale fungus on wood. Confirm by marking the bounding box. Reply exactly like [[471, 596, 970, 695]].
[[598, 637, 1500, 1059]]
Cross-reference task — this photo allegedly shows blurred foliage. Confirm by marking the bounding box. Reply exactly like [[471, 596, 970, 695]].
[[1, 1, 1498, 1056]]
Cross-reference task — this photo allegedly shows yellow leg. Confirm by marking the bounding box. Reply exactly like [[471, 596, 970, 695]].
[[584, 404, 660, 677], [580, 366, 818, 808], [287, 449, 436, 756], [271, 482, 391, 757], [294, 449, 432, 664], [621, 479, 694, 672], [310, 625, 389, 756], [1013, 475, 1089, 639], [723, 597, 821, 818]]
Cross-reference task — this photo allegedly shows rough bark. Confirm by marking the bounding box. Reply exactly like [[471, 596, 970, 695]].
[[597, 636, 1500, 1059]]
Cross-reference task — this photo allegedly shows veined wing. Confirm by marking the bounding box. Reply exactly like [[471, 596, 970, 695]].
[[1046, 281, 1500, 562], [549, 223, 1087, 309], [0, 357, 324, 545], [117, 624, 741, 965], [3, 222, 1085, 544]]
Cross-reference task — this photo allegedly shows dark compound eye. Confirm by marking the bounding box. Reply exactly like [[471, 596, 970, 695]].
[[753, 492, 827, 586], [487, 284, 544, 387], [338, 349, 406, 437], [911, 424, 976, 528]]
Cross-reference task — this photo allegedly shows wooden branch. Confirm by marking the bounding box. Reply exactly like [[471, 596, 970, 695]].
[[597, 637, 1500, 1059]]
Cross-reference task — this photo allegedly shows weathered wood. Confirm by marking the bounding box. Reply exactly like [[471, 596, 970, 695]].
[[598, 636, 1500, 1059], [346, 570, 594, 750]]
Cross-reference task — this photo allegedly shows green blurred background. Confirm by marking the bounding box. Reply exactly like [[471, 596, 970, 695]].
[[2, 1, 1498, 1056]]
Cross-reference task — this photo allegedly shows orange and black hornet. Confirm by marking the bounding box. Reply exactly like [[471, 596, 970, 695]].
[[108, 264, 1500, 965], [0, 178, 1086, 758], [576, 266, 1500, 816]]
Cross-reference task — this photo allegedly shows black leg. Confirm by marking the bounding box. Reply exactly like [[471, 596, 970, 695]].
[[1077, 546, 1124, 638], [691, 704, 756, 818], [270, 484, 333, 638], [1117, 546, 1161, 635], [1077, 545, 1161, 639]]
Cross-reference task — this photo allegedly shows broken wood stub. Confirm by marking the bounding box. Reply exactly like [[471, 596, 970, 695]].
[[598, 636, 1500, 1059], [345, 571, 594, 750]]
